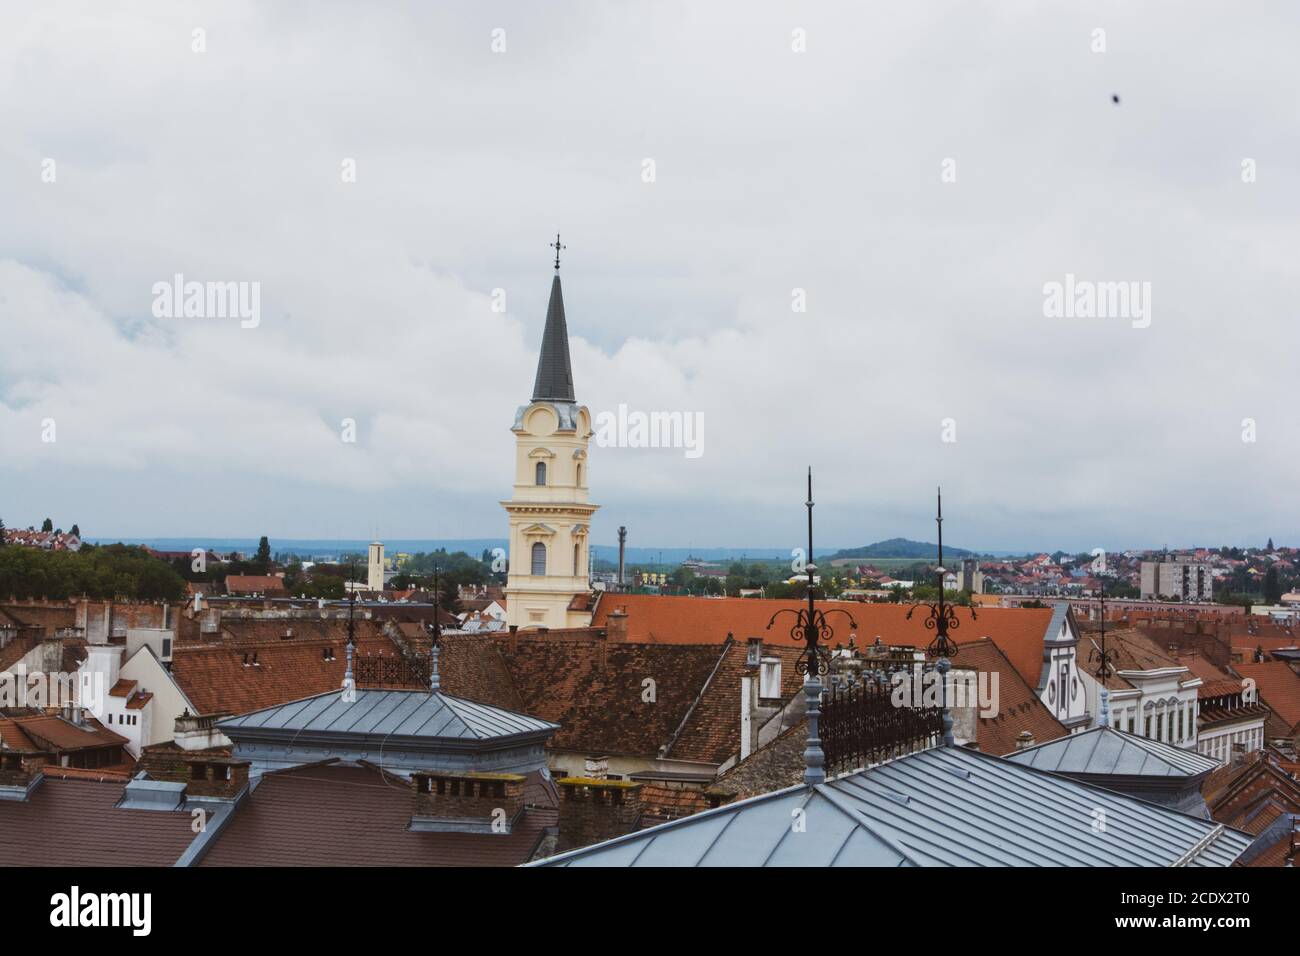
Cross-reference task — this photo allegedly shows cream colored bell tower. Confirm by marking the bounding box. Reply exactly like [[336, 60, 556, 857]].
[[502, 245, 598, 629]]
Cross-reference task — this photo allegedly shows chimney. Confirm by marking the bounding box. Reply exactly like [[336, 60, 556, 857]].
[[173, 712, 232, 752], [0, 752, 48, 800], [1015, 730, 1036, 751], [1232, 741, 1247, 766], [83, 643, 122, 694], [606, 608, 628, 643], [617, 526, 627, 587], [410, 771, 525, 833], [556, 778, 643, 852], [184, 757, 250, 800]]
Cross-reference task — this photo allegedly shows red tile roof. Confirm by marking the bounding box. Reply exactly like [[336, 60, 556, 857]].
[[954, 638, 1070, 755], [8, 714, 127, 752], [224, 575, 286, 595], [592, 594, 1056, 686], [1231, 662, 1300, 732], [498, 633, 739, 760], [197, 763, 553, 866], [0, 777, 197, 866], [170, 634, 394, 716]]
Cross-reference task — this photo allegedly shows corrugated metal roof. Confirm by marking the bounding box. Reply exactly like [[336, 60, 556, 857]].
[[1005, 726, 1220, 778], [533, 745, 1252, 867], [218, 689, 558, 741]]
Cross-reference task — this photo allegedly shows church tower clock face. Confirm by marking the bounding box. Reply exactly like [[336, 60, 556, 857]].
[[501, 239, 598, 630]]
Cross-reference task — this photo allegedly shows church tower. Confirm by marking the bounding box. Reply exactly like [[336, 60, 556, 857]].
[[502, 237, 598, 629]]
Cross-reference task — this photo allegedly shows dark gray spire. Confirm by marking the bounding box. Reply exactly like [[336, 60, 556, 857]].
[[531, 274, 576, 402]]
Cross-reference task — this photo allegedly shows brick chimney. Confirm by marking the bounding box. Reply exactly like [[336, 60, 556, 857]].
[[410, 771, 526, 833], [606, 608, 628, 643], [556, 778, 643, 852], [184, 757, 250, 799], [0, 752, 48, 800]]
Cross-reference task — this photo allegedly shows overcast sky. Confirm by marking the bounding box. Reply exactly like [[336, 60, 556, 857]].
[[1, 2, 1297, 553]]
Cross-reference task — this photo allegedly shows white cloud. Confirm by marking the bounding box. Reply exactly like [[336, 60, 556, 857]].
[[0, 1, 1296, 550]]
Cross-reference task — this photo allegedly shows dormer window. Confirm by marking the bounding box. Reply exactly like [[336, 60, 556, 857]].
[[759, 658, 782, 699], [535, 461, 547, 486]]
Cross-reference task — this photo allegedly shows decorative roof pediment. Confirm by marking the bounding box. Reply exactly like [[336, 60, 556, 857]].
[[570, 524, 589, 538], [528, 447, 556, 460], [520, 523, 557, 537]]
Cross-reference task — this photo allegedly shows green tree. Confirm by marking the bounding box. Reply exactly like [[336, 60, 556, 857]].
[[41, 518, 53, 533], [0, 543, 186, 600], [0, 516, 6, 547], [70, 524, 80, 538], [1264, 566, 1282, 604], [436, 573, 462, 615], [253, 536, 272, 573]]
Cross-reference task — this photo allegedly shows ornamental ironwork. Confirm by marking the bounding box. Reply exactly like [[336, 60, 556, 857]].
[[765, 469, 855, 677], [821, 679, 944, 775], [354, 653, 430, 689], [906, 487, 976, 659]]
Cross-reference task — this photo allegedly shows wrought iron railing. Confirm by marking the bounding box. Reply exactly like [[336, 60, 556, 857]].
[[820, 679, 944, 776], [354, 654, 430, 689]]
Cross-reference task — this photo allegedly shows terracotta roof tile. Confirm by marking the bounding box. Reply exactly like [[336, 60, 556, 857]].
[[592, 594, 1056, 688], [954, 638, 1070, 755], [496, 632, 740, 760], [198, 763, 552, 866], [0, 777, 196, 866], [171, 633, 394, 716], [1231, 662, 1300, 732]]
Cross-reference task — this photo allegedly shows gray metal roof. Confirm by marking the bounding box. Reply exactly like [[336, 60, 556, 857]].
[[218, 689, 558, 743], [533, 745, 1251, 867], [1005, 726, 1220, 778], [531, 274, 575, 402]]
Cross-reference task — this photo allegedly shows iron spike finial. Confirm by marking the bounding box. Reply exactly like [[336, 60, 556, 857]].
[[766, 469, 856, 785], [550, 233, 565, 271], [429, 565, 443, 693]]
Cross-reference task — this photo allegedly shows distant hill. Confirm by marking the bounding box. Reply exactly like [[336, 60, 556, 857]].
[[828, 538, 975, 560]]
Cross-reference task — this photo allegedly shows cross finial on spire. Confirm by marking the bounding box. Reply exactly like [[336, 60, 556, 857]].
[[550, 232, 565, 271]]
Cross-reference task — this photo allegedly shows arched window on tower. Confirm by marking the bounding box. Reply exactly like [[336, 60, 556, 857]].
[[535, 461, 547, 486], [576, 463, 583, 487], [574, 543, 582, 577], [531, 542, 547, 576]]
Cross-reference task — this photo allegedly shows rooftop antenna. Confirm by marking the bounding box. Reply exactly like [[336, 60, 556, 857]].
[[907, 487, 976, 746], [766, 468, 856, 785]]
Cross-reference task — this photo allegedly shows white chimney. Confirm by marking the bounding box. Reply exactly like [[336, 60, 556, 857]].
[[83, 644, 121, 694]]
